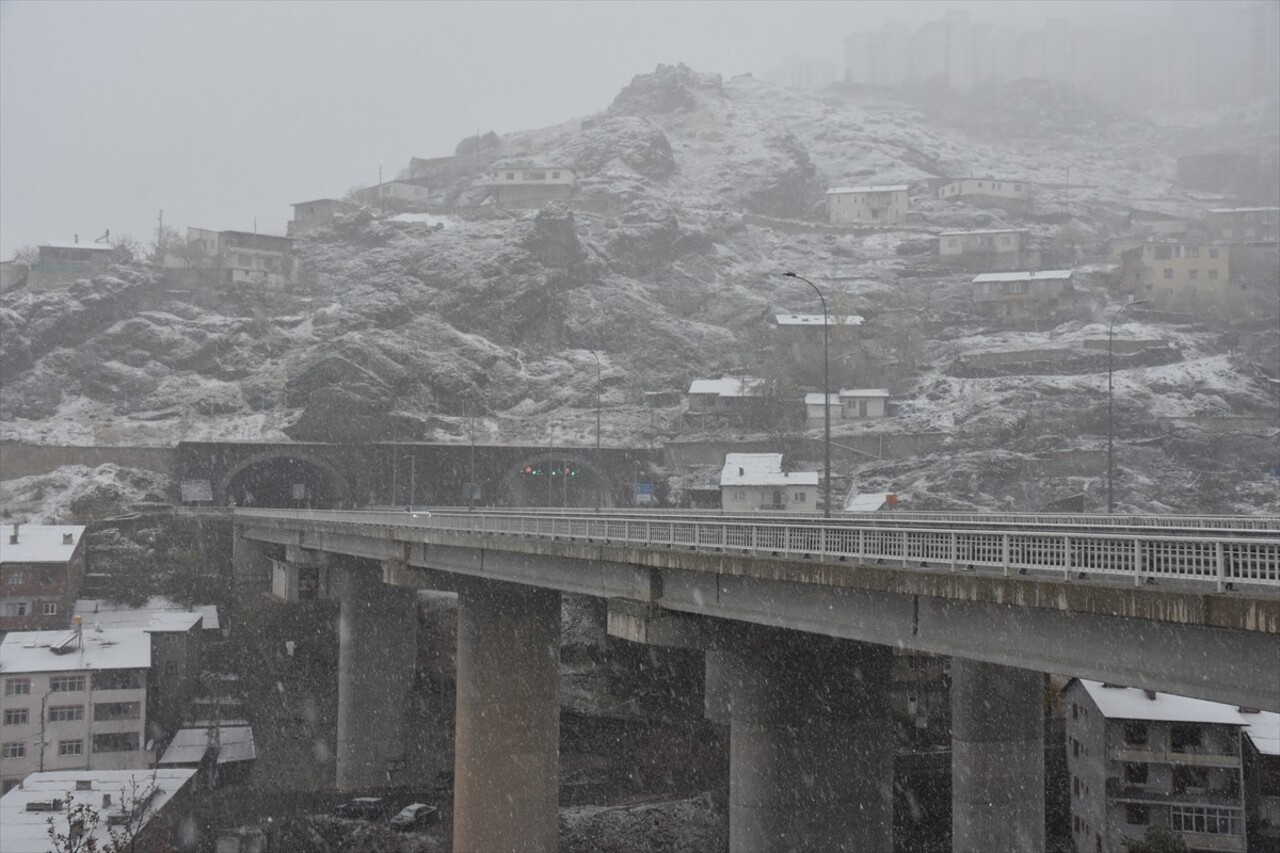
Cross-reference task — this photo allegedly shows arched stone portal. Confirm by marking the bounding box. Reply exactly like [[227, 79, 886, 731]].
[[220, 451, 351, 508], [499, 454, 615, 508]]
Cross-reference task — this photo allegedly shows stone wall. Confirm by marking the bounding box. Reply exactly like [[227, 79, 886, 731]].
[[0, 442, 177, 481]]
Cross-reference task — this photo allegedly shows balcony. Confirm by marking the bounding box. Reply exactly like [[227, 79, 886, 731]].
[[1109, 747, 1240, 768]]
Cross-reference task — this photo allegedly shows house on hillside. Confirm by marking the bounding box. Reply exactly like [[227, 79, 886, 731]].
[[407, 154, 463, 186], [937, 228, 1035, 271], [1127, 209, 1189, 239], [25, 239, 116, 290], [1113, 241, 1232, 304], [486, 165, 577, 206], [719, 453, 818, 513], [0, 768, 198, 853], [691, 376, 757, 417], [845, 492, 898, 512], [937, 178, 1033, 212], [0, 627, 155, 793], [0, 524, 86, 631], [353, 180, 431, 211], [970, 269, 1073, 319], [804, 389, 891, 425], [1062, 679, 1276, 853], [1204, 207, 1280, 242], [169, 228, 297, 289], [774, 313, 864, 362], [826, 185, 911, 225], [287, 198, 358, 237]]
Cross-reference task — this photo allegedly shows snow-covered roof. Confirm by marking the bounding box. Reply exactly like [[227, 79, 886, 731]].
[[688, 376, 763, 397], [0, 769, 196, 853], [826, 184, 910, 194], [1244, 712, 1280, 756], [40, 241, 112, 252], [972, 270, 1073, 283], [0, 628, 151, 674], [938, 228, 1027, 237], [1077, 680, 1267, 726], [291, 197, 354, 207], [720, 453, 819, 487], [0, 524, 85, 564], [804, 389, 890, 405], [845, 492, 895, 512], [73, 597, 220, 632], [159, 725, 256, 766], [775, 314, 865, 326], [1205, 207, 1279, 214]]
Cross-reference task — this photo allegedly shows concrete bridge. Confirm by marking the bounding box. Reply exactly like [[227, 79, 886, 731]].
[[225, 507, 1280, 853], [176, 440, 661, 508]]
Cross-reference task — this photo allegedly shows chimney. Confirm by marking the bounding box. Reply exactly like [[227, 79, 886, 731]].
[[63, 533, 74, 545], [74, 234, 79, 243], [73, 615, 83, 648], [886, 494, 898, 508], [102, 794, 111, 808], [9, 523, 18, 545]]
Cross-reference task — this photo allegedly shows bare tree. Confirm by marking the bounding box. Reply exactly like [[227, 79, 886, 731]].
[[10, 244, 39, 266], [45, 775, 163, 853]]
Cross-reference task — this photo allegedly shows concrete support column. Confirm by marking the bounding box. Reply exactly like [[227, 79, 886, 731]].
[[453, 580, 560, 853], [334, 563, 417, 790], [717, 631, 893, 853], [951, 658, 1045, 853]]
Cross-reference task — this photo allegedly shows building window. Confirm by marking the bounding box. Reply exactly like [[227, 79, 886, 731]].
[[1162, 268, 1174, 279], [794, 492, 807, 502], [505, 172, 515, 180], [50, 676, 86, 693], [3, 708, 29, 725], [5, 572, 22, 585], [42, 602, 58, 616], [58, 740, 83, 757], [49, 705, 84, 722], [93, 702, 141, 722], [1208, 248, 1219, 259], [3, 678, 30, 696], [1170, 805, 1241, 836], [1125, 804, 1149, 825], [1124, 763, 1148, 784], [92, 732, 140, 753], [552, 171, 561, 179], [1184, 246, 1199, 258], [91, 671, 141, 690], [1123, 721, 1148, 745], [1014, 183, 1022, 191], [1170, 724, 1202, 752], [1154, 246, 1173, 260], [3, 601, 28, 617], [1, 742, 25, 759], [1173, 765, 1209, 793], [1189, 269, 1199, 280], [1209, 269, 1218, 280], [1071, 703, 1078, 720]]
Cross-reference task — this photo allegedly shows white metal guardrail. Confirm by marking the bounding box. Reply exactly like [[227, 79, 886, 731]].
[[230, 508, 1280, 592]]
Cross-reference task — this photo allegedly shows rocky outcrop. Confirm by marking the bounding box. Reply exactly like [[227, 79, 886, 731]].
[[609, 63, 721, 116], [560, 115, 676, 181]]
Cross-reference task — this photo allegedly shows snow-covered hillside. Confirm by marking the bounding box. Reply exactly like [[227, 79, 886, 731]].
[[2, 65, 1277, 517]]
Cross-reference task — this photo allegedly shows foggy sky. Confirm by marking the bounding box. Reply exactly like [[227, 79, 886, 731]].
[[0, 0, 1260, 258]]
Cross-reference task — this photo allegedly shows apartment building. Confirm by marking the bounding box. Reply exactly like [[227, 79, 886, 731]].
[[804, 389, 891, 425], [826, 185, 911, 225], [970, 270, 1074, 319], [1114, 241, 1232, 302], [938, 228, 1034, 271], [937, 178, 1033, 212], [488, 166, 576, 205], [0, 524, 86, 632], [1063, 679, 1276, 853], [1, 627, 154, 793], [1204, 207, 1280, 243], [170, 228, 297, 289]]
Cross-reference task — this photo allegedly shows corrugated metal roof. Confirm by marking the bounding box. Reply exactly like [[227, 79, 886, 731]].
[[826, 184, 910, 194], [972, 270, 1073, 283], [74, 597, 220, 631], [775, 314, 865, 326], [688, 376, 764, 397], [159, 725, 256, 766]]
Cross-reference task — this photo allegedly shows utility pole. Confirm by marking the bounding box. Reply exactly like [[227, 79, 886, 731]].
[[156, 210, 164, 260]]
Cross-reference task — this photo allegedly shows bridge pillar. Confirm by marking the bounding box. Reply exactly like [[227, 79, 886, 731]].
[[951, 658, 1045, 852], [716, 631, 893, 853], [453, 579, 560, 853], [334, 562, 417, 791]]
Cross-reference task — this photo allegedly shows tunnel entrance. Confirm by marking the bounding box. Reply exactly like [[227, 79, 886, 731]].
[[502, 456, 613, 508], [223, 454, 347, 508]]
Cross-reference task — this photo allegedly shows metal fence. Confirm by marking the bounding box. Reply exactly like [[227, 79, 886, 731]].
[[230, 508, 1280, 592]]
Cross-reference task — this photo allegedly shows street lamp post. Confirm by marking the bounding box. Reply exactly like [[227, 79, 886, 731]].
[[1107, 299, 1149, 514], [783, 272, 831, 518], [587, 350, 602, 509]]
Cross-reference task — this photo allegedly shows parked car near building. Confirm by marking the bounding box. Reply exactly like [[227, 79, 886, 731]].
[[334, 797, 388, 820], [389, 802, 439, 830]]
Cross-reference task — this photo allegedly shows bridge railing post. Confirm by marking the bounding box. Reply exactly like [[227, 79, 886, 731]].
[[1134, 537, 1143, 587], [856, 528, 864, 562], [1216, 541, 1226, 592], [1063, 536, 1072, 580], [1001, 534, 1010, 577], [950, 532, 957, 572], [901, 530, 908, 568]]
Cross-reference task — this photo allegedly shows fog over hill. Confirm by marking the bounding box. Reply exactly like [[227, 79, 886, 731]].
[[2, 65, 1278, 517]]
